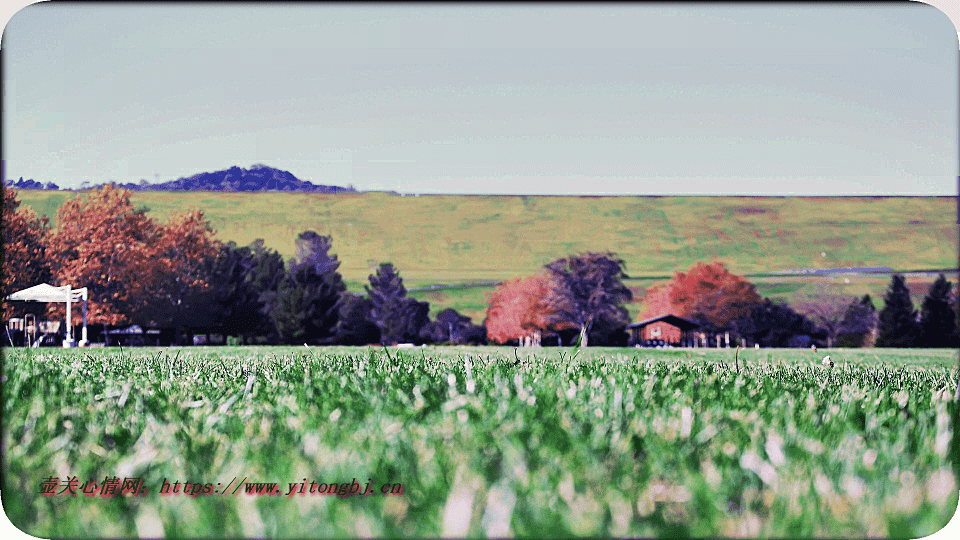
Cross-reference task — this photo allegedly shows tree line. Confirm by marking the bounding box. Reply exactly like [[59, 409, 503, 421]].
[[3, 185, 957, 348]]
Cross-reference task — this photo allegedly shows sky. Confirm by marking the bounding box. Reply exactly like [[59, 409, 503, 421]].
[[1, 2, 958, 196]]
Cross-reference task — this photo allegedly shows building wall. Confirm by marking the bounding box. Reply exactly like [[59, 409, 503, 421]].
[[643, 321, 682, 342]]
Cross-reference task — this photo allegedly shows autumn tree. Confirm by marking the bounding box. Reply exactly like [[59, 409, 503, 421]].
[[265, 231, 346, 344], [876, 274, 919, 348], [667, 261, 760, 332], [45, 185, 161, 324], [543, 252, 632, 347], [638, 261, 760, 335], [918, 274, 957, 348], [138, 209, 220, 328], [1, 187, 52, 319], [485, 274, 561, 345]]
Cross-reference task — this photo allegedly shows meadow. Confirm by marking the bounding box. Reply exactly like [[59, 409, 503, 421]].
[[2, 345, 957, 538]]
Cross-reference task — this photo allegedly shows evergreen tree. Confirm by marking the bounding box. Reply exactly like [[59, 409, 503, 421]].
[[366, 263, 429, 344], [875, 274, 919, 348], [208, 241, 283, 342], [333, 293, 381, 345], [918, 274, 957, 348], [266, 232, 345, 344]]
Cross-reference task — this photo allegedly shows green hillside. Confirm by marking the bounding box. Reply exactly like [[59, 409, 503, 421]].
[[14, 191, 957, 322]]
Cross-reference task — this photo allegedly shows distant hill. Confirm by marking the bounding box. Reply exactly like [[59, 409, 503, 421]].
[[5, 165, 355, 193], [115, 164, 356, 193], [3, 177, 59, 190]]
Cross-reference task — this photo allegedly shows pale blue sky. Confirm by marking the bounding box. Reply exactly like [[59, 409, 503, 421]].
[[2, 3, 958, 195]]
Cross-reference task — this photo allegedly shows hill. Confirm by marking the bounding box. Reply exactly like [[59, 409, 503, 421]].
[[6, 164, 355, 194], [11, 191, 957, 322]]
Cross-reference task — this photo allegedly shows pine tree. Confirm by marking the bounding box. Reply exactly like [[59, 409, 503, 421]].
[[266, 232, 345, 344], [207, 241, 283, 342], [876, 274, 919, 348], [365, 263, 429, 344], [918, 274, 957, 348]]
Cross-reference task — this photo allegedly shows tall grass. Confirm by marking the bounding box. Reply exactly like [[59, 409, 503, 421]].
[[3, 346, 956, 538]]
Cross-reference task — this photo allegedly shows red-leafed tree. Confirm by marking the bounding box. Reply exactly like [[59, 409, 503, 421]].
[[2, 187, 52, 319], [638, 261, 760, 332], [485, 274, 564, 344], [139, 209, 221, 327], [635, 282, 674, 322], [46, 185, 160, 324], [45, 185, 219, 326]]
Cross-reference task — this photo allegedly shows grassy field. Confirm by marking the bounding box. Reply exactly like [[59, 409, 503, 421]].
[[15, 191, 957, 281], [14, 191, 957, 322], [2, 345, 957, 538]]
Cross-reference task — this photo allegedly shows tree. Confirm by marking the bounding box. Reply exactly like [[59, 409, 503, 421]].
[[543, 252, 632, 347], [139, 209, 221, 328], [45, 185, 161, 324], [206, 240, 284, 342], [795, 294, 856, 348], [876, 274, 920, 348], [333, 293, 381, 345], [836, 294, 878, 348], [485, 274, 563, 345], [734, 299, 827, 348], [636, 261, 760, 340], [1, 187, 52, 319], [918, 274, 957, 348], [665, 261, 760, 332], [265, 232, 345, 344], [422, 308, 487, 345], [365, 263, 430, 344]]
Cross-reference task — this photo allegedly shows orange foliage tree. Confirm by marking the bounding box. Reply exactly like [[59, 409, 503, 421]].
[[1, 187, 52, 319], [485, 274, 562, 344], [638, 261, 760, 331], [45, 185, 219, 325], [140, 209, 221, 327]]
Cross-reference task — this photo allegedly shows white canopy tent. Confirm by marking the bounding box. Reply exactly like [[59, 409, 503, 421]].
[[6, 284, 88, 347]]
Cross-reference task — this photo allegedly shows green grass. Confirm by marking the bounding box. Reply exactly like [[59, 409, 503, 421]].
[[3, 346, 957, 538], [14, 191, 957, 285]]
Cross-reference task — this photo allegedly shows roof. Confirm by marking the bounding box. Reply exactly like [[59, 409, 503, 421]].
[[628, 314, 700, 331], [6, 284, 88, 303]]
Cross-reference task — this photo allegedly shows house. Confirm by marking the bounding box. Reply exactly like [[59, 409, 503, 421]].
[[627, 314, 701, 347]]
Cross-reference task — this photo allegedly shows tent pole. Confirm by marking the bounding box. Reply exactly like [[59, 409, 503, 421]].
[[64, 286, 72, 347], [81, 292, 88, 346]]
